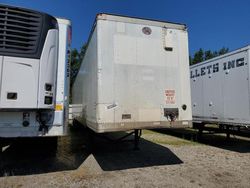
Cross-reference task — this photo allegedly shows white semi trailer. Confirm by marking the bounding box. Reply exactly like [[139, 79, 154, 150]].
[[0, 4, 71, 138], [72, 14, 192, 135], [190, 45, 250, 136]]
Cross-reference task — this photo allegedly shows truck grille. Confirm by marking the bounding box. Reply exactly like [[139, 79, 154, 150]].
[[0, 5, 42, 56]]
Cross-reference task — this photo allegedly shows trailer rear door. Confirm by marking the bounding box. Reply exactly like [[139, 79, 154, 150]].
[[223, 51, 250, 121]]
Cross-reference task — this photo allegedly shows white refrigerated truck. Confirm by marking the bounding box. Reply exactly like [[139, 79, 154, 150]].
[[72, 13, 192, 134], [190, 45, 250, 134], [0, 4, 71, 138]]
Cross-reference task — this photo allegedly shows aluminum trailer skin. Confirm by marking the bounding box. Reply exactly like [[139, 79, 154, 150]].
[[72, 13, 192, 133], [0, 4, 71, 138], [190, 45, 250, 128]]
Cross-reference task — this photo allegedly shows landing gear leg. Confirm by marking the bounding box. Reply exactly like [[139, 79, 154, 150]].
[[134, 129, 141, 150]]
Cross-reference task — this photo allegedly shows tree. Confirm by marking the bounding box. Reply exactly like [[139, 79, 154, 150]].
[[69, 44, 87, 102], [71, 48, 79, 66], [79, 43, 87, 63], [192, 48, 204, 64], [212, 50, 218, 57], [70, 43, 87, 86], [204, 50, 213, 60], [218, 47, 229, 55], [190, 47, 229, 65], [70, 48, 80, 85]]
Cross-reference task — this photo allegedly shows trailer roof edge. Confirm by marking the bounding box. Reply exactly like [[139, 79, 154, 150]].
[[96, 13, 187, 30]]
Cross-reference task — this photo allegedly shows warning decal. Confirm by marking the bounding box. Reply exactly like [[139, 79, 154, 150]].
[[165, 89, 176, 104]]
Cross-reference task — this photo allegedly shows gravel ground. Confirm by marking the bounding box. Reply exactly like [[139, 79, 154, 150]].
[[0, 128, 249, 188]]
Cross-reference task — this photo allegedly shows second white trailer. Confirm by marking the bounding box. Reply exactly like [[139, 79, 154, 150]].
[[72, 14, 192, 133], [190, 45, 250, 127]]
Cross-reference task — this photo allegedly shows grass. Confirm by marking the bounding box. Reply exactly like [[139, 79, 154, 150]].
[[142, 130, 200, 146]]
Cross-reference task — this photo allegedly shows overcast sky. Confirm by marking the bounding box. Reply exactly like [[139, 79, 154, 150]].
[[2, 0, 250, 55]]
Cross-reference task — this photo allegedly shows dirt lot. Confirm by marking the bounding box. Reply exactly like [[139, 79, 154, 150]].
[[0, 127, 249, 188]]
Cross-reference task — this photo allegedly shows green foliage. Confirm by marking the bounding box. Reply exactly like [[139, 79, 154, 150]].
[[70, 43, 87, 86], [212, 50, 218, 58], [69, 43, 87, 103], [191, 48, 204, 65], [218, 47, 229, 55], [190, 47, 229, 65], [204, 50, 213, 60]]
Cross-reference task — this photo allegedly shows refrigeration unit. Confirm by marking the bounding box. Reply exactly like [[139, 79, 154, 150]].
[[0, 4, 71, 138]]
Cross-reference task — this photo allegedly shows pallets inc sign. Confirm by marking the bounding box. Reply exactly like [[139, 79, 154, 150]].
[[190, 57, 245, 78]]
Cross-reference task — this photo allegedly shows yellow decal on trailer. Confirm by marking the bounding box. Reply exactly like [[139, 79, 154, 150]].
[[56, 104, 63, 111]]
